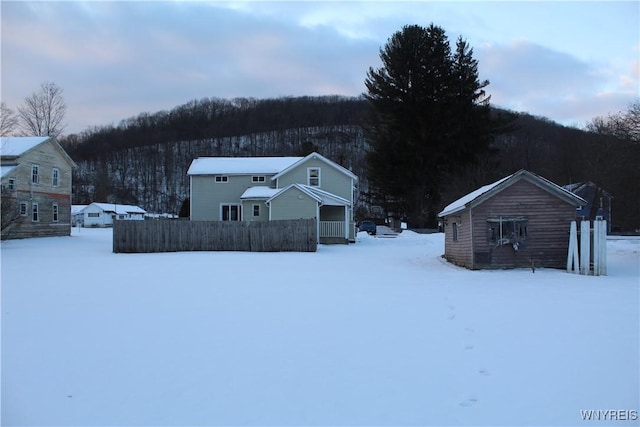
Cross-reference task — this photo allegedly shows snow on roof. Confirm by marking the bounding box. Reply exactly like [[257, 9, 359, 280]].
[[71, 205, 88, 214], [1, 165, 18, 178], [90, 203, 147, 214], [439, 170, 586, 217], [187, 156, 303, 175], [301, 185, 351, 206], [439, 174, 513, 217], [0, 137, 50, 157], [240, 186, 282, 199]]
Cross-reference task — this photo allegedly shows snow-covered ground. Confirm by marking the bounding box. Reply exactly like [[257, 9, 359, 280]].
[[1, 228, 638, 426]]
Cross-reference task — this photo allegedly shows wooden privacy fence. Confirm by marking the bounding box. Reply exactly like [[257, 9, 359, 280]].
[[113, 219, 317, 253]]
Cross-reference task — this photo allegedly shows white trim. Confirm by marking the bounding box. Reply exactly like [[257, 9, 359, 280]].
[[215, 175, 229, 183], [271, 152, 358, 182], [31, 164, 39, 185], [52, 167, 60, 187], [220, 203, 242, 221], [344, 205, 349, 239], [307, 167, 321, 187], [31, 202, 39, 222], [52, 203, 59, 222]]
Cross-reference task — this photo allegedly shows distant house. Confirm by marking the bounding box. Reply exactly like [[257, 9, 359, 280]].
[[187, 152, 358, 243], [562, 182, 612, 233], [79, 202, 147, 227], [438, 170, 585, 270], [71, 205, 88, 226], [1, 136, 77, 239]]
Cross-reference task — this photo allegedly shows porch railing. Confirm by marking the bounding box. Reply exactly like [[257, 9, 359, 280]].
[[319, 221, 345, 238]]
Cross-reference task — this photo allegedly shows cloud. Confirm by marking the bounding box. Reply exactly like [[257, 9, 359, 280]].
[[1, 1, 637, 134], [476, 39, 639, 126]]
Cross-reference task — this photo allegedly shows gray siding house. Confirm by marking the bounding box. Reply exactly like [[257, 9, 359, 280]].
[[187, 152, 358, 243], [1, 136, 77, 239]]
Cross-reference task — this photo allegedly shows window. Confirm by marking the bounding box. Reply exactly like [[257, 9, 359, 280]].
[[52, 168, 59, 187], [8, 178, 15, 191], [308, 167, 320, 187], [252, 176, 265, 183], [52, 204, 59, 222], [20, 202, 27, 216], [88, 212, 100, 217], [32, 203, 39, 222], [31, 165, 39, 184], [487, 216, 528, 246], [221, 204, 241, 221], [452, 222, 458, 242], [253, 204, 260, 217], [215, 176, 228, 183]]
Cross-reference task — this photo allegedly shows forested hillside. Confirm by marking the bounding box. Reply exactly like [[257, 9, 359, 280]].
[[61, 96, 640, 231]]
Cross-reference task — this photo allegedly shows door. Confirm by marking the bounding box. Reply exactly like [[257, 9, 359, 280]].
[[221, 204, 241, 221]]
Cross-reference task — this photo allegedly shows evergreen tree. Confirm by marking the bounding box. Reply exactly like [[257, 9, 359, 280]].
[[364, 24, 494, 227]]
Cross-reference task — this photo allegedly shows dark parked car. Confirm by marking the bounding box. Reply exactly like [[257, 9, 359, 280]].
[[358, 220, 377, 235]]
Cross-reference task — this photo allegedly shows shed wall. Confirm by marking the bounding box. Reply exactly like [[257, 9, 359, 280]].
[[443, 210, 473, 268], [471, 179, 577, 269]]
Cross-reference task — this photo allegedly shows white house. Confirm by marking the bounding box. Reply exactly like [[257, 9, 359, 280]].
[[71, 205, 88, 226], [79, 202, 147, 227]]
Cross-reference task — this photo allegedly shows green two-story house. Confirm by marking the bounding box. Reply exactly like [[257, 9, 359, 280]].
[[187, 152, 358, 243]]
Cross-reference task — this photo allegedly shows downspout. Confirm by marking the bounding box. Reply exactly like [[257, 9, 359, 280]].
[[469, 207, 474, 268]]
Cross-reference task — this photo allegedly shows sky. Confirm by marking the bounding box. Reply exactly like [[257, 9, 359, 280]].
[[1, 0, 638, 135]]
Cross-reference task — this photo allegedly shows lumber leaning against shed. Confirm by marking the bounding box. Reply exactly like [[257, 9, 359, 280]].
[[113, 218, 317, 253]]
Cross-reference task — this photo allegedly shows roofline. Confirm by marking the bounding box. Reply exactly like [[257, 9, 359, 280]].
[[1, 137, 77, 169], [300, 184, 352, 206], [439, 169, 586, 217], [265, 183, 323, 205], [270, 152, 358, 182]]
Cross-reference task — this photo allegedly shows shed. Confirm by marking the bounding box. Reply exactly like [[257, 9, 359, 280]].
[[438, 170, 586, 270]]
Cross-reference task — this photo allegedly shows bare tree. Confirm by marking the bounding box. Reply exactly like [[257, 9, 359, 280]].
[[1, 187, 22, 239], [1, 102, 19, 136], [17, 81, 67, 138], [587, 100, 640, 143]]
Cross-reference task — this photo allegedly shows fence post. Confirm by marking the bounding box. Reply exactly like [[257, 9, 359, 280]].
[[567, 220, 579, 273], [579, 220, 591, 275]]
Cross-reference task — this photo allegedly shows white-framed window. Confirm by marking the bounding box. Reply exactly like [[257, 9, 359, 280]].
[[215, 176, 229, 183], [31, 165, 39, 184], [52, 203, 59, 222], [253, 204, 260, 217], [20, 202, 27, 216], [487, 216, 528, 246], [8, 178, 15, 191], [32, 203, 39, 222], [52, 168, 59, 187], [221, 204, 241, 221], [88, 212, 100, 217], [307, 167, 320, 187], [252, 176, 266, 183]]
